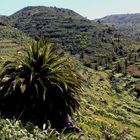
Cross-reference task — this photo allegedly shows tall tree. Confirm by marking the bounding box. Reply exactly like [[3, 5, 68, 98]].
[[0, 41, 83, 130]]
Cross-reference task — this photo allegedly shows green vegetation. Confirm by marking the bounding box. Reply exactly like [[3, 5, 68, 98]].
[[0, 6, 140, 140], [0, 118, 88, 140], [0, 26, 32, 65], [99, 13, 140, 43], [5, 6, 130, 67], [0, 64, 140, 139], [0, 26, 32, 44], [0, 39, 18, 63], [0, 41, 83, 131], [74, 67, 140, 139]]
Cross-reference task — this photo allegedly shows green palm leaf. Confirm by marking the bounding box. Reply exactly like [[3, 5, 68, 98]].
[[0, 41, 84, 130]]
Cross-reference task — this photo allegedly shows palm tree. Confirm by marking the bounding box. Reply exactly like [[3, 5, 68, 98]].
[[0, 41, 83, 130]]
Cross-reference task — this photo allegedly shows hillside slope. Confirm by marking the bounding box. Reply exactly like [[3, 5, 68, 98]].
[[4, 6, 129, 67], [0, 7, 140, 139], [0, 64, 140, 139], [0, 25, 32, 64], [76, 66, 140, 139], [99, 13, 140, 42]]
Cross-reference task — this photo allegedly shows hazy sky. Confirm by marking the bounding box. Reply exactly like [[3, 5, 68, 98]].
[[1, 0, 140, 19]]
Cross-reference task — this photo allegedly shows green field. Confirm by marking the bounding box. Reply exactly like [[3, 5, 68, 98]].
[[0, 39, 21, 65]]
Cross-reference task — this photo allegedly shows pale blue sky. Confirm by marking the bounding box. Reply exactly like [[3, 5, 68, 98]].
[[1, 0, 140, 19]]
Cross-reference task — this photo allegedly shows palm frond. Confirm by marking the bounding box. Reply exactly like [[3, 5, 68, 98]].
[[0, 40, 84, 130]]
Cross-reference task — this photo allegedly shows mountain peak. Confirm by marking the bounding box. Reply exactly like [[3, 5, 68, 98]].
[[11, 6, 84, 21]]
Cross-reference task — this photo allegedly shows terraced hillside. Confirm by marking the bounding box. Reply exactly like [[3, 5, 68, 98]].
[[0, 39, 19, 63], [0, 64, 139, 139], [0, 25, 32, 64], [75, 66, 140, 139], [98, 13, 140, 43], [0, 6, 140, 140], [4, 6, 130, 67], [0, 26, 32, 44]]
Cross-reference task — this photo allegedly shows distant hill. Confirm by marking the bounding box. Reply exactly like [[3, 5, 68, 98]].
[[2, 6, 129, 67], [99, 13, 140, 24], [98, 13, 140, 42]]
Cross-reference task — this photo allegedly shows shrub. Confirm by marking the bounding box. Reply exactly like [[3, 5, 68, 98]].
[[0, 41, 84, 130], [0, 118, 87, 140]]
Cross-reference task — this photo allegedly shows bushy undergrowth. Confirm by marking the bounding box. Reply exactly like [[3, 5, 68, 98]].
[[75, 67, 140, 139], [0, 65, 140, 139], [0, 118, 89, 140], [0, 26, 32, 44], [0, 44, 140, 139]]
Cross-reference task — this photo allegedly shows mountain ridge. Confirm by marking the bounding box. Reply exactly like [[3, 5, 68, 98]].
[[98, 13, 140, 23], [98, 13, 140, 42], [2, 6, 129, 67]]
